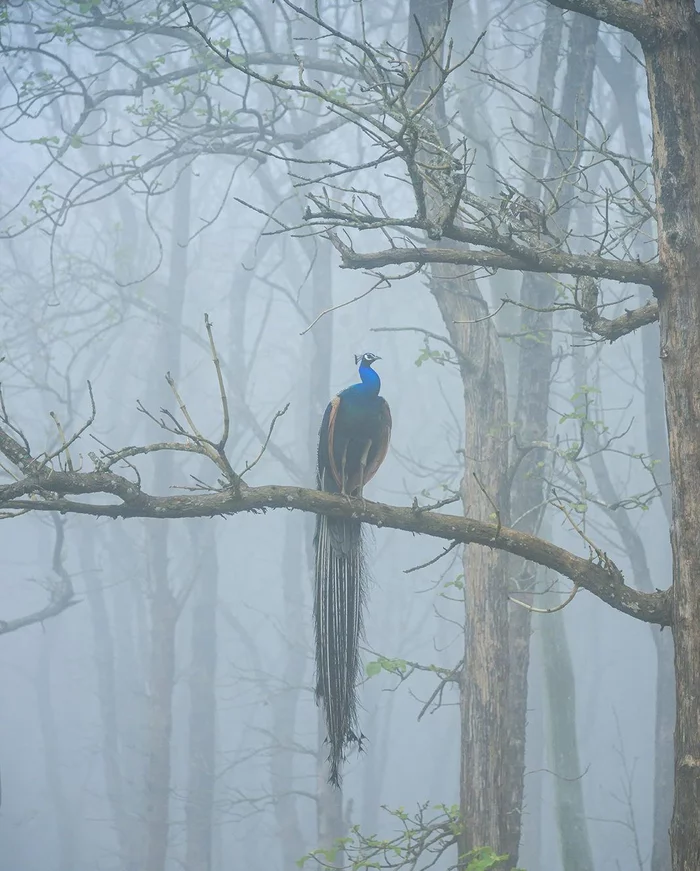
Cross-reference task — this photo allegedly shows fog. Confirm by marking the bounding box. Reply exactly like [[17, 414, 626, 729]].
[[0, 2, 669, 870]]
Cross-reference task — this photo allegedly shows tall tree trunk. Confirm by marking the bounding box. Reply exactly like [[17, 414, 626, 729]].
[[521, 20, 605, 866], [270, 520, 306, 866], [185, 520, 218, 871], [143, 163, 191, 871], [595, 30, 674, 868], [505, 7, 564, 858], [443, 280, 509, 858], [407, 0, 510, 856], [538, 600, 595, 871], [144, 524, 178, 871], [505, 8, 597, 863], [80, 531, 135, 869], [644, 7, 700, 869], [614, 35, 675, 871], [37, 624, 76, 871]]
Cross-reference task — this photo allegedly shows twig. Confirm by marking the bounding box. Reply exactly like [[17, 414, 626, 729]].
[[454, 299, 507, 325], [42, 381, 96, 471], [404, 540, 459, 574], [299, 265, 392, 336], [241, 404, 291, 477], [411, 493, 461, 513], [510, 583, 580, 614], [417, 657, 464, 721], [205, 313, 230, 451]]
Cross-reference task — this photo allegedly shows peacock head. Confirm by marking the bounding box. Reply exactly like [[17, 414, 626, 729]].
[[355, 352, 381, 369]]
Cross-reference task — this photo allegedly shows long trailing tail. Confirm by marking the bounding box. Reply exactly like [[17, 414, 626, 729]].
[[314, 510, 367, 786]]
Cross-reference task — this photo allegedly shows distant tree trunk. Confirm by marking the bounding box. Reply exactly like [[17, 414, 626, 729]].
[[80, 531, 136, 870], [598, 32, 675, 871], [107, 520, 148, 853], [408, 0, 510, 856], [143, 162, 192, 871], [185, 520, 218, 871], [517, 17, 598, 870], [505, 7, 564, 858], [144, 524, 178, 871], [316, 705, 346, 846], [642, 7, 700, 868], [518, 638, 545, 869], [269, 511, 307, 867], [538, 601, 595, 871], [107, 192, 149, 867], [37, 618, 76, 871]]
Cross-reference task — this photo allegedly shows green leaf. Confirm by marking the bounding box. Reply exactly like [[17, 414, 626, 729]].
[[464, 847, 510, 871], [365, 660, 382, 678]]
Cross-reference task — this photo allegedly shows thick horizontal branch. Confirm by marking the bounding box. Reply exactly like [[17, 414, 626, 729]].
[[545, 0, 658, 45], [336, 242, 664, 288], [578, 276, 659, 340], [585, 299, 659, 340], [0, 472, 671, 626]]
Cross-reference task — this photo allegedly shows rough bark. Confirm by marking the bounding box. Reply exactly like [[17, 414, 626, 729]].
[[407, 0, 511, 855], [643, 5, 700, 869], [443, 276, 511, 858], [599, 30, 675, 870]]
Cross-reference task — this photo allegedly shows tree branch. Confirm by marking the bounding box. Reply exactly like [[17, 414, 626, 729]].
[[545, 0, 658, 45], [334, 239, 663, 288], [0, 469, 670, 626], [577, 275, 659, 340], [0, 516, 78, 637]]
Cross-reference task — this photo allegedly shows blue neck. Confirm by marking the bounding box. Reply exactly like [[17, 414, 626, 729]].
[[357, 362, 381, 396]]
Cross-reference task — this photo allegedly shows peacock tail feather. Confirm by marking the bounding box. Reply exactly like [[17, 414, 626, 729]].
[[313, 508, 367, 787]]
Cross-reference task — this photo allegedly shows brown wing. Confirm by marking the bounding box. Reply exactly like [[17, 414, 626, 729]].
[[363, 398, 392, 486], [325, 395, 344, 490]]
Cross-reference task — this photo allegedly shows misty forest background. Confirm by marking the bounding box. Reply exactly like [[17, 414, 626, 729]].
[[0, 1, 672, 870]]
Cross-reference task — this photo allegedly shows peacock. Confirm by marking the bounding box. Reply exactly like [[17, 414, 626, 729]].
[[314, 352, 392, 786]]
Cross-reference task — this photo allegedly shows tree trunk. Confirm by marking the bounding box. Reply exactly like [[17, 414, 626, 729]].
[[80, 531, 135, 869], [642, 6, 700, 869], [539, 600, 595, 871], [185, 520, 218, 871], [599, 31, 675, 869], [37, 622, 76, 871], [143, 162, 191, 871], [407, 0, 510, 856], [144, 547, 178, 871], [505, 7, 564, 858], [446, 281, 510, 858]]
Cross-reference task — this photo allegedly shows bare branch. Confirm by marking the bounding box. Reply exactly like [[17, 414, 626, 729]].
[[334, 238, 663, 288], [0, 516, 77, 637], [545, 0, 658, 45], [0, 465, 670, 625], [577, 276, 659, 341]]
